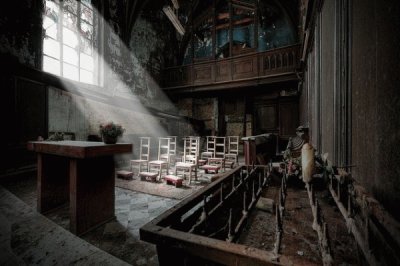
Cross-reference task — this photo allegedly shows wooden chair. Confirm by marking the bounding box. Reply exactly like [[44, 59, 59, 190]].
[[200, 136, 215, 166], [225, 136, 239, 168], [160, 136, 177, 166], [148, 137, 170, 181], [130, 137, 150, 177], [175, 136, 199, 184]]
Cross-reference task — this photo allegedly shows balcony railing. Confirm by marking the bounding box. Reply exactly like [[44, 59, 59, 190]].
[[162, 44, 301, 89]]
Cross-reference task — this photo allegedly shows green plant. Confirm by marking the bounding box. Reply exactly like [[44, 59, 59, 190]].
[[99, 122, 125, 138]]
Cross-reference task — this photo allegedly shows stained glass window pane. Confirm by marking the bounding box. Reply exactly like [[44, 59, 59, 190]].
[[43, 16, 58, 39], [63, 63, 79, 81], [193, 16, 213, 59], [62, 27, 78, 48], [43, 55, 60, 75], [45, 0, 59, 20], [80, 53, 94, 71], [216, 29, 230, 58], [43, 37, 60, 59], [215, 0, 230, 58], [64, 0, 77, 14], [80, 37, 92, 55], [232, 6, 255, 52], [63, 45, 79, 66], [81, 0, 92, 7], [80, 21, 93, 40], [81, 5, 93, 24], [63, 10, 77, 30]]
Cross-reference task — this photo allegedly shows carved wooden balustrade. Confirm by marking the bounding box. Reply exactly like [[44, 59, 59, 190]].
[[162, 44, 301, 90]]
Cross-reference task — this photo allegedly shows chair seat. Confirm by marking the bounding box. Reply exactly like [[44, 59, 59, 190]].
[[197, 159, 207, 166], [176, 162, 196, 168], [149, 160, 168, 165], [131, 159, 148, 163]]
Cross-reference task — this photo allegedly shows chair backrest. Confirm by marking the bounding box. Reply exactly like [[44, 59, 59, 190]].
[[158, 137, 171, 162], [183, 136, 199, 164], [167, 136, 177, 156], [207, 136, 216, 156], [214, 136, 226, 158], [139, 137, 151, 161], [227, 136, 239, 155]]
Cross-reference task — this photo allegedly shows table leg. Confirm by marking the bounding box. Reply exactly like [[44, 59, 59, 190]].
[[37, 154, 69, 213], [70, 156, 115, 235]]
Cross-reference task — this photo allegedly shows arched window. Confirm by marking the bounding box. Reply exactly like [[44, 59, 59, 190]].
[[42, 0, 100, 85]]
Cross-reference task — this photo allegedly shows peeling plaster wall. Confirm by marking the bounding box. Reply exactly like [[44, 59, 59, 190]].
[[129, 14, 177, 110], [177, 98, 193, 117], [48, 86, 169, 161], [0, 0, 43, 68], [194, 98, 215, 134], [48, 87, 165, 140], [103, 3, 177, 112]]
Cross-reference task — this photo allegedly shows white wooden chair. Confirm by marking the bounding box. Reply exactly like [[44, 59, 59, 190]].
[[175, 136, 199, 184], [225, 136, 239, 167], [148, 137, 170, 181], [200, 136, 215, 165], [130, 137, 150, 177]]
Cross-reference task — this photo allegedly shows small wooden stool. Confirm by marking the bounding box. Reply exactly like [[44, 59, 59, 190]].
[[139, 172, 158, 182], [164, 175, 183, 188], [116, 170, 134, 180], [202, 165, 221, 174]]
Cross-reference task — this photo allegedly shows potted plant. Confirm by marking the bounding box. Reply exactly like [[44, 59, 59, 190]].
[[99, 122, 125, 144]]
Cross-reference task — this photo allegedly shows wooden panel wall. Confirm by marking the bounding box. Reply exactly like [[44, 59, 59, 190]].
[[351, 0, 400, 220], [301, 0, 400, 220], [1, 76, 47, 174], [320, 0, 335, 163]]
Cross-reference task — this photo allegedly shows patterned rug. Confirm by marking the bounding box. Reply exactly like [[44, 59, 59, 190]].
[[115, 175, 211, 200]]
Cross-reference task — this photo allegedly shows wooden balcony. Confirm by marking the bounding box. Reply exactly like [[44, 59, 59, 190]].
[[162, 44, 301, 93]]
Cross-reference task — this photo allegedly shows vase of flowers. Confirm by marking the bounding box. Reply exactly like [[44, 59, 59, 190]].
[[99, 122, 125, 144]]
